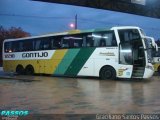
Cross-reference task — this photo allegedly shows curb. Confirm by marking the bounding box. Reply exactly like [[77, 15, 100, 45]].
[[0, 76, 41, 81]]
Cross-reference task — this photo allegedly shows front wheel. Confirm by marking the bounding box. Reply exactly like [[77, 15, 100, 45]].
[[99, 66, 116, 80]]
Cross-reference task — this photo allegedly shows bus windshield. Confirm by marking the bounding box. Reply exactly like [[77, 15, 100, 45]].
[[140, 29, 146, 36], [155, 47, 160, 57], [144, 37, 153, 63]]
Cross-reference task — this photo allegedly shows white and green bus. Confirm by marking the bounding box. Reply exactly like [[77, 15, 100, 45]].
[[3, 26, 155, 79]]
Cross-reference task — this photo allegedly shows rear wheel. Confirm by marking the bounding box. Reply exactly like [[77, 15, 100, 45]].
[[16, 65, 24, 75], [100, 66, 116, 80], [25, 65, 34, 75]]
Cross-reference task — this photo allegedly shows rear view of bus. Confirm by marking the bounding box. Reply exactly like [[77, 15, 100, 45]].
[[2, 26, 154, 79]]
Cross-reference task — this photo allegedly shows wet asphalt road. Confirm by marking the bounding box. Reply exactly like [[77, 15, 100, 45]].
[[0, 74, 160, 115]]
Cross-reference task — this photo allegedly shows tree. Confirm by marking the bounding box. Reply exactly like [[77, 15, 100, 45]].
[[0, 26, 31, 66]]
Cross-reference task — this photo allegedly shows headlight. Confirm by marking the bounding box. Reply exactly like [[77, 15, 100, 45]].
[[148, 59, 153, 63], [146, 65, 154, 71], [148, 59, 151, 63]]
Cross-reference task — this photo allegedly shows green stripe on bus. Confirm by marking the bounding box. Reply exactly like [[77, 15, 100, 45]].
[[54, 48, 80, 75], [64, 47, 95, 76]]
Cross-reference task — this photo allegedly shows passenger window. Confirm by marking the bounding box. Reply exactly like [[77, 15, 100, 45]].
[[12, 41, 19, 52], [74, 39, 83, 47], [4, 42, 12, 53], [23, 40, 33, 51], [92, 34, 101, 47], [62, 38, 69, 48], [62, 35, 83, 48], [43, 39, 51, 50], [92, 31, 117, 47], [86, 34, 94, 47], [5, 40, 34, 52], [118, 29, 140, 43], [52, 38, 61, 49], [19, 41, 24, 51], [34, 37, 62, 50], [34, 39, 42, 50], [99, 39, 106, 47]]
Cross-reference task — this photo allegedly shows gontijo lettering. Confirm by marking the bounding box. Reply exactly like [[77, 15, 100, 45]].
[[1, 110, 29, 117], [22, 52, 48, 58]]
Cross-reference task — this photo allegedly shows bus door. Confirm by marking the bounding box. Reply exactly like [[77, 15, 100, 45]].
[[118, 29, 145, 78], [119, 42, 133, 65], [118, 30, 133, 66]]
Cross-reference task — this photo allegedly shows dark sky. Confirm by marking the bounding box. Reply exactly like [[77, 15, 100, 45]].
[[0, 0, 160, 39]]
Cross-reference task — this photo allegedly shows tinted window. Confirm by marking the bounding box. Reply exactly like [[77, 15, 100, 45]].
[[92, 31, 117, 47], [4, 37, 62, 52], [41, 38, 51, 50], [62, 35, 83, 48], [51, 37, 61, 49], [34, 37, 62, 50], [4, 31, 117, 53], [34, 38, 42, 50], [23, 40, 33, 51], [4, 42, 12, 53], [155, 48, 160, 57], [85, 34, 94, 47], [5, 40, 34, 52], [118, 29, 141, 43], [12, 41, 19, 52]]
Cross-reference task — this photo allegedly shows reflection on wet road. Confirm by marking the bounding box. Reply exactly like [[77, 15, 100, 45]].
[[0, 76, 160, 114]]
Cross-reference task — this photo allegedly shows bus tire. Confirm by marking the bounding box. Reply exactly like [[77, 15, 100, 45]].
[[25, 65, 34, 75], [158, 66, 160, 74], [99, 66, 116, 80], [16, 65, 24, 75]]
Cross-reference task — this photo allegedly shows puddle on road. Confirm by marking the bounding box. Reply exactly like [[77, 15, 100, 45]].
[[0, 76, 160, 114]]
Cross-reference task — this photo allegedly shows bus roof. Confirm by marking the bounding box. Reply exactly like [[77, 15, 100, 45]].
[[4, 26, 140, 42]]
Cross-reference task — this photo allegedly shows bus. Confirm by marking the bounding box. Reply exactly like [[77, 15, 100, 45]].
[[153, 46, 160, 73], [3, 26, 155, 79]]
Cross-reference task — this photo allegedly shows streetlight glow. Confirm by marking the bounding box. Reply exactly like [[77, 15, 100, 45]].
[[69, 23, 75, 29]]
